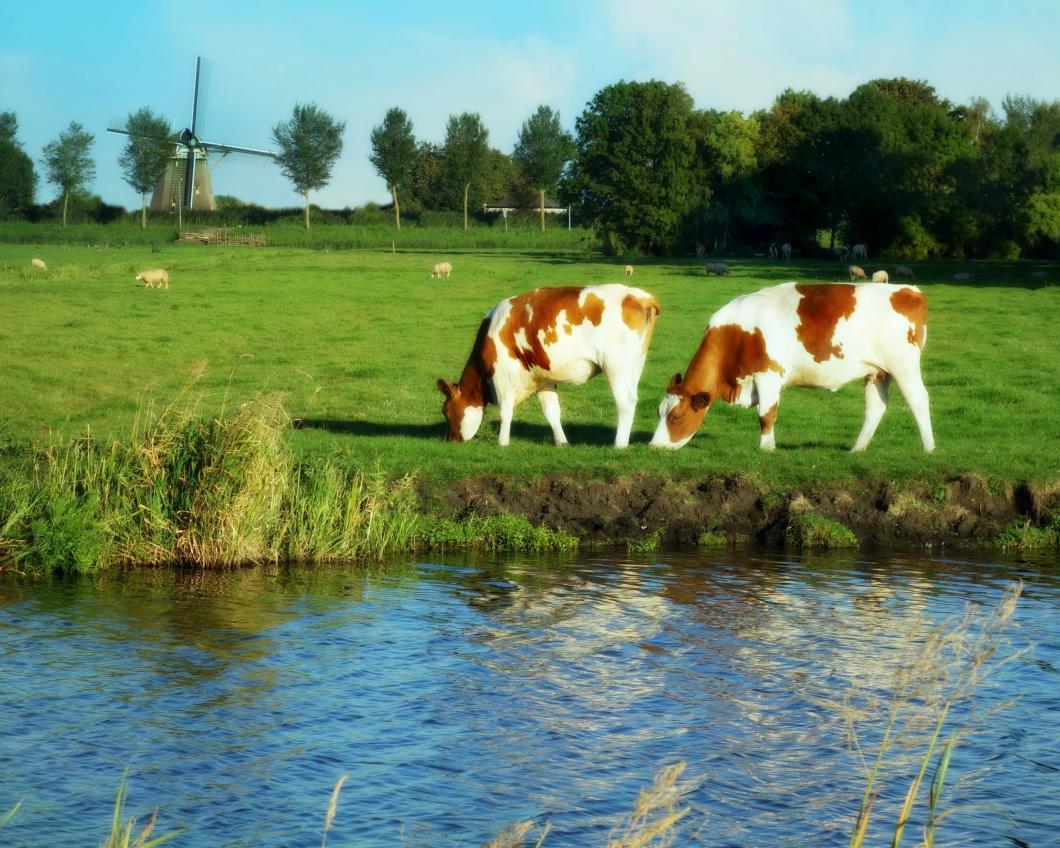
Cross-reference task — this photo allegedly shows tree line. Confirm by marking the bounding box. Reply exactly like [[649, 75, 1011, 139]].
[[2, 76, 1059, 258]]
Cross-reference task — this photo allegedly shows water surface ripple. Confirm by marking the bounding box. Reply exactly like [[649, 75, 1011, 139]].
[[0, 551, 1056, 846]]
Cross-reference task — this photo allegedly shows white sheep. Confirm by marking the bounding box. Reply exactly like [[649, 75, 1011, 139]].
[[31, 258, 47, 271], [895, 265, 914, 279], [871, 270, 889, 284], [781, 243, 792, 260], [430, 261, 453, 279], [848, 265, 866, 281], [624, 265, 634, 277], [852, 243, 868, 260], [953, 272, 973, 281], [135, 268, 170, 289], [705, 262, 730, 276]]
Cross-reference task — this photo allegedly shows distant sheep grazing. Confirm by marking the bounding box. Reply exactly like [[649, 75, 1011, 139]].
[[852, 243, 868, 260], [895, 265, 914, 279], [624, 265, 634, 277], [135, 268, 170, 289], [848, 265, 866, 281], [430, 261, 453, 279], [953, 272, 974, 281], [31, 258, 47, 271], [781, 243, 792, 260], [706, 262, 730, 276], [871, 270, 889, 284]]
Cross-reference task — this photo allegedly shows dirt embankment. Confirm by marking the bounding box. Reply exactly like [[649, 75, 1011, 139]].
[[428, 474, 1060, 550]]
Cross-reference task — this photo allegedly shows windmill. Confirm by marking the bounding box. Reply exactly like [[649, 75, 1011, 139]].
[[108, 57, 275, 219]]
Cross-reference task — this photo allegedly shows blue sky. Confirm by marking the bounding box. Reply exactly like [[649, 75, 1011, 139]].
[[4, 0, 1059, 210]]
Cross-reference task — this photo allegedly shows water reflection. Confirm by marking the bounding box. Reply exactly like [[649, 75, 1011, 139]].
[[0, 551, 1056, 847]]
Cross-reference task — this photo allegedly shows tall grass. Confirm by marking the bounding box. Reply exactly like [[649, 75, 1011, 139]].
[[0, 394, 579, 572]]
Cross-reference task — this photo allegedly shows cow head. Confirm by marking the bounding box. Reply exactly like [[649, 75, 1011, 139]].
[[649, 373, 711, 449], [437, 379, 484, 442]]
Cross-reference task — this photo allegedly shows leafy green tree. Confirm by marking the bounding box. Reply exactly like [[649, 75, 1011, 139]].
[[272, 102, 346, 229], [0, 112, 37, 218], [409, 142, 447, 212], [117, 108, 173, 229], [513, 106, 573, 230], [443, 112, 489, 230], [41, 121, 95, 226], [567, 80, 696, 254], [369, 107, 418, 230], [696, 110, 760, 249]]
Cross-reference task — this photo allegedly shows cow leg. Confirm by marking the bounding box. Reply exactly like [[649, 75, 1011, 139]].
[[605, 364, 640, 449], [538, 388, 568, 446], [497, 395, 515, 447], [893, 371, 935, 452], [852, 374, 890, 452], [756, 377, 782, 451]]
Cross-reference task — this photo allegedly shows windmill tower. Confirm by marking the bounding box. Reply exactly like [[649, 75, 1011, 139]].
[[109, 57, 275, 217]]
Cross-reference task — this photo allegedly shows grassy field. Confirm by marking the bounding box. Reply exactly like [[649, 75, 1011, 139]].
[[1, 241, 1058, 488]]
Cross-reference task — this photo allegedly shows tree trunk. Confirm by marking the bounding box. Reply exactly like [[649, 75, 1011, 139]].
[[141, 194, 147, 229], [539, 189, 545, 232], [463, 183, 470, 231], [62, 191, 69, 227], [304, 190, 311, 230], [391, 186, 401, 230]]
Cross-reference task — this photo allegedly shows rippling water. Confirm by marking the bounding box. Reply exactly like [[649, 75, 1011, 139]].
[[0, 550, 1057, 847]]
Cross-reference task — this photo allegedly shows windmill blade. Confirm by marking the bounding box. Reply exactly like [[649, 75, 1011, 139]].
[[199, 139, 276, 158], [190, 56, 211, 138], [184, 147, 197, 210], [107, 126, 180, 143]]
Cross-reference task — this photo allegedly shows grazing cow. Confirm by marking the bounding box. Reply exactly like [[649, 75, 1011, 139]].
[[839, 245, 851, 261], [439, 284, 662, 447], [650, 282, 933, 453], [767, 242, 778, 259], [781, 243, 792, 260], [852, 243, 868, 260]]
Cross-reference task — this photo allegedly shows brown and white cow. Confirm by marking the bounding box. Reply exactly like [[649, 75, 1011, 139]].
[[438, 284, 661, 447], [650, 281, 934, 452]]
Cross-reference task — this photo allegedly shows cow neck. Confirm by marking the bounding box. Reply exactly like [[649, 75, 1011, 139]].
[[457, 318, 492, 408], [681, 328, 737, 404]]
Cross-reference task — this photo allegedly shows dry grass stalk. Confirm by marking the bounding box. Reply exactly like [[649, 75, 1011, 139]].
[[606, 761, 694, 848], [322, 772, 348, 848]]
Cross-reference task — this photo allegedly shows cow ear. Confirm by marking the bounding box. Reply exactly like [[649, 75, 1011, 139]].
[[690, 392, 711, 411], [668, 372, 683, 392], [436, 379, 457, 399]]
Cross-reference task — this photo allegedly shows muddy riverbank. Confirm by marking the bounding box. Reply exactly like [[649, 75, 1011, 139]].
[[429, 473, 1060, 551]]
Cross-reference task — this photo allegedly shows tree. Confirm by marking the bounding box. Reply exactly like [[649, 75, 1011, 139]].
[[369, 107, 418, 230], [567, 80, 697, 254], [513, 106, 573, 230], [0, 112, 36, 219], [41, 122, 95, 226], [443, 112, 489, 230], [272, 102, 346, 229], [697, 110, 761, 249], [117, 108, 173, 229]]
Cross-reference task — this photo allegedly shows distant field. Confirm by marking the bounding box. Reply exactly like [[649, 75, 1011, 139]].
[[1, 242, 1057, 486]]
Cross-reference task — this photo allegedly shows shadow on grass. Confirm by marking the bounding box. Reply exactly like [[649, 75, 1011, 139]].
[[295, 418, 655, 446]]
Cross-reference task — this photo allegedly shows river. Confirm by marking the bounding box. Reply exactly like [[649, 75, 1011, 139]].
[[1, 550, 1056, 846]]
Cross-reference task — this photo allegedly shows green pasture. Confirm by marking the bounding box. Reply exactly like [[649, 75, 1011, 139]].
[[1, 241, 1057, 486]]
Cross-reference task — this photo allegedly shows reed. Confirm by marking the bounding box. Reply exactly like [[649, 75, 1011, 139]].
[[845, 581, 1024, 848]]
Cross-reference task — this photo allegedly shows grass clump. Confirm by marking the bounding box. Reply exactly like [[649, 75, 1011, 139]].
[[994, 517, 1060, 551], [416, 512, 578, 553], [786, 510, 858, 549], [627, 527, 664, 555]]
